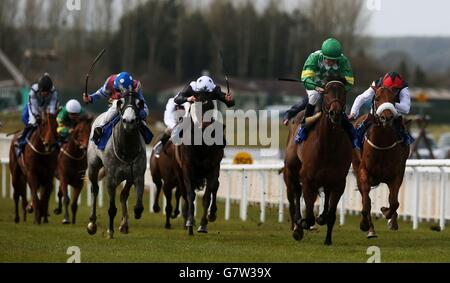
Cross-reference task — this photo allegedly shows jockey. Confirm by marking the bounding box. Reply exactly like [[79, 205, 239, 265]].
[[15, 73, 59, 155], [173, 75, 235, 146], [153, 97, 189, 158], [295, 38, 356, 147], [349, 71, 415, 149], [57, 99, 85, 141], [174, 75, 235, 107], [82, 71, 149, 144]]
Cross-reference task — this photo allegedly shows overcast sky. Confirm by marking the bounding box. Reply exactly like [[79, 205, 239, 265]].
[[363, 0, 450, 37], [266, 0, 450, 37]]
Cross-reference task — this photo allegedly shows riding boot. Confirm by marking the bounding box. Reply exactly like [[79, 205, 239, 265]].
[[153, 132, 171, 158], [355, 116, 372, 150], [341, 113, 358, 149], [92, 126, 103, 145], [15, 125, 34, 156], [394, 116, 415, 146], [295, 103, 315, 144]]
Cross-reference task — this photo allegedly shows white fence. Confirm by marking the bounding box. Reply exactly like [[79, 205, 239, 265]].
[[1, 155, 450, 230]]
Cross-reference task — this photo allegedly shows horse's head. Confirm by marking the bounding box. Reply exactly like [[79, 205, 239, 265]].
[[39, 112, 58, 152], [71, 115, 94, 150], [322, 78, 347, 124], [373, 87, 398, 128], [190, 91, 215, 129], [117, 91, 144, 132]]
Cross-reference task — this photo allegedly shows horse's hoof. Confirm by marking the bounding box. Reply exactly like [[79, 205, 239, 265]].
[[54, 208, 62, 215], [360, 220, 370, 232], [171, 211, 180, 219], [87, 222, 97, 235], [197, 226, 208, 233], [153, 205, 161, 213], [134, 206, 144, 220], [43, 218, 49, 224], [316, 215, 327, 226], [106, 229, 114, 239], [300, 219, 311, 230], [324, 239, 332, 246], [14, 217, 20, 223], [188, 226, 194, 236], [380, 207, 390, 218], [388, 219, 398, 231], [367, 231, 378, 238], [207, 214, 217, 222], [62, 219, 70, 225], [26, 205, 33, 214], [292, 226, 304, 241], [165, 223, 171, 229], [119, 224, 129, 234]]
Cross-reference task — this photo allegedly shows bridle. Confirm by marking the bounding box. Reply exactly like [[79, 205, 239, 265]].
[[322, 80, 346, 124]]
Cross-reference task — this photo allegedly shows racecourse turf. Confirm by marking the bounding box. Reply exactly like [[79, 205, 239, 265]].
[[1, 190, 450, 263]]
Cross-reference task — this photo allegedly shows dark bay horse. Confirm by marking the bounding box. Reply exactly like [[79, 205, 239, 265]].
[[150, 140, 183, 229], [54, 115, 93, 224], [176, 95, 224, 235], [9, 112, 59, 224], [286, 80, 352, 245], [352, 87, 409, 238], [87, 92, 147, 238]]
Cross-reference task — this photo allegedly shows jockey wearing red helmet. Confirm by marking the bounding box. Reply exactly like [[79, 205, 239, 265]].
[[350, 71, 414, 149]]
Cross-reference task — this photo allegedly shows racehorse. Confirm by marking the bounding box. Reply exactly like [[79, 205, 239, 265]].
[[352, 87, 409, 238], [176, 94, 224, 235], [286, 79, 352, 245], [9, 112, 59, 224], [149, 140, 183, 229], [86, 92, 147, 238], [54, 115, 93, 224]]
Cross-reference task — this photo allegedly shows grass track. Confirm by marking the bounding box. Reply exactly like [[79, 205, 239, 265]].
[[0, 191, 449, 263]]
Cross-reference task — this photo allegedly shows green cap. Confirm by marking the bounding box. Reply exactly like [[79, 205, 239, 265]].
[[321, 38, 342, 60]]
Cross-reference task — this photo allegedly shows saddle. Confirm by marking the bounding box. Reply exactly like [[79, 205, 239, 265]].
[[95, 115, 154, 150]]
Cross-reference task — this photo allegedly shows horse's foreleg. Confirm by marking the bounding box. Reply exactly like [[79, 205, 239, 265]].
[[61, 181, 71, 224], [284, 166, 303, 240], [152, 177, 162, 213], [13, 188, 20, 223], [106, 182, 117, 239], [316, 189, 330, 226], [71, 186, 81, 224], [28, 179, 41, 225], [163, 183, 173, 229], [41, 181, 54, 224], [358, 169, 376, 237], [301, 181, 317, 230], [198, 189, 212, 234], [134, 177, 144, 220], [119, 181, 132, 234], [172, 186, 181, 219], [383, 178, 402, 230], [87, 171, 100, 235], [183, 173, 196, 235], [53, 185, 63, 215], [324, 183, 345, 246]]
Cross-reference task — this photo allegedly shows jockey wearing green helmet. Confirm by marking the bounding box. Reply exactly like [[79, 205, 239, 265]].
[[293, 38, 357, 147]]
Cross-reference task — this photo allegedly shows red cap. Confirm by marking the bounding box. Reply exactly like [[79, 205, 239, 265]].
[[382, 72, 405, 88]]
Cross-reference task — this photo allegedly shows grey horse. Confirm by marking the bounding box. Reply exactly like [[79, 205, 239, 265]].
[[86, 93, 147, 239]]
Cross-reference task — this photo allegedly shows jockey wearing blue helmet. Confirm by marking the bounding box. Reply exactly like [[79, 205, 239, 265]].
[[83, 71, 149, 143]]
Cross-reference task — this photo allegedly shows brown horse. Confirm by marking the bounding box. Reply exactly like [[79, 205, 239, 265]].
[[150, 140, 183, 229], [9, 112, 59, 224], [285, 80, 352, 245], [176, 96, 225, 235], [54, 115, 93, 224], [352, 87, 409, 238]]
